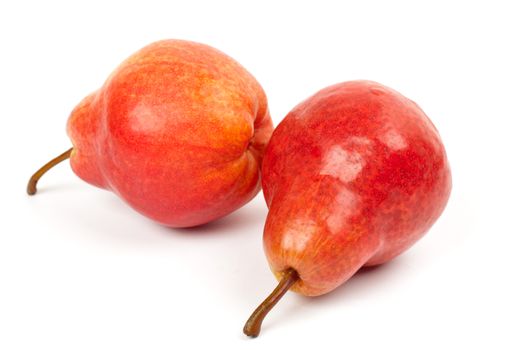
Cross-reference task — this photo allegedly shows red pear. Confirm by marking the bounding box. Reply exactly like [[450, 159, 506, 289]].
[[244, 81, 451, 336], [27, 40, 273, 227]]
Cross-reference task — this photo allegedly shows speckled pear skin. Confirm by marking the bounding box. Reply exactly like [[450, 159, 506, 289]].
[[262, 81, 451, 296], [67, 40, 273, 227]]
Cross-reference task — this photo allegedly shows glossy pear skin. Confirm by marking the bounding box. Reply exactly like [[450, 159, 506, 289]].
[[262, 81, 451, 296], [67, 40, 273, 227]]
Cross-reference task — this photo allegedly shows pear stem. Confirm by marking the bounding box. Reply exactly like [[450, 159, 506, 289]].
[[243, 268, 299, 338], [27, 148, 73, 195]]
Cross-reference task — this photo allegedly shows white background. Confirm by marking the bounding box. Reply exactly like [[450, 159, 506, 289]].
[[1, 1, 524, 349]]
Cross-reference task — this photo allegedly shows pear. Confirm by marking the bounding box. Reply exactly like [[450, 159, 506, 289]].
[[27, 40, 273, 227], [244, 81, 451, 336]]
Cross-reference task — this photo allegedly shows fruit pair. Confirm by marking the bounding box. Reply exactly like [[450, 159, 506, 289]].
[[28, 40, 451, 337]]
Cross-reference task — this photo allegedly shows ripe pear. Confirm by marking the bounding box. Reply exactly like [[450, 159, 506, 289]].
[[28, 40, 273, 227], [244, 81, 451, 336]]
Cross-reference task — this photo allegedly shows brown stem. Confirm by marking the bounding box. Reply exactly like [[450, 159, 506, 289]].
[[27, 148, 73, 195], [243, 268, 299, 338]]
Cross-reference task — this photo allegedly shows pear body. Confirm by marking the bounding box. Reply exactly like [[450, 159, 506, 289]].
[[262, 81, 451, 296], [67, 40, 273, 227]]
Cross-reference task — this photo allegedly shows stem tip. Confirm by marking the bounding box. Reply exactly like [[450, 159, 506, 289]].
[[243, 268, 299, 338], [27, 148, 73, 195]]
